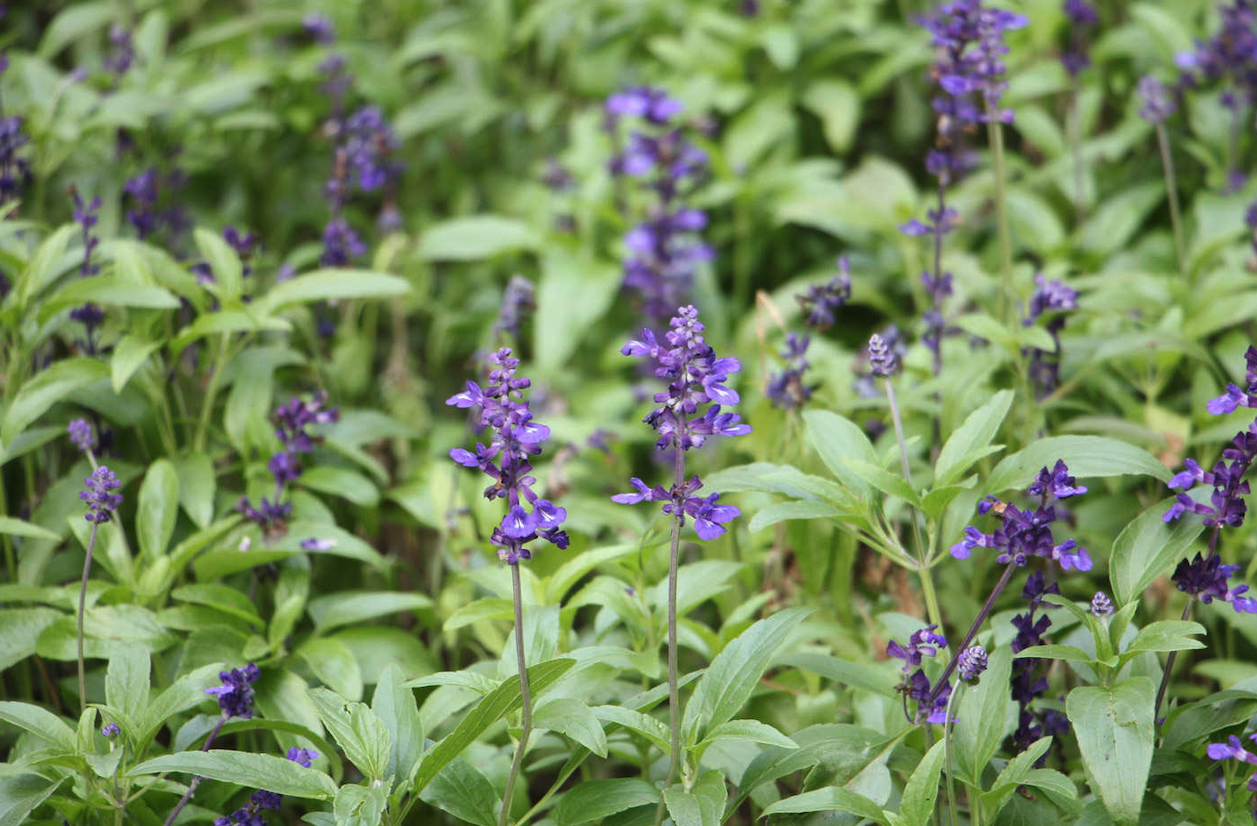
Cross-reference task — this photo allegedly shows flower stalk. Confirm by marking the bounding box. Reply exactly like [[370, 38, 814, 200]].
[[500, 563, 533, 826]]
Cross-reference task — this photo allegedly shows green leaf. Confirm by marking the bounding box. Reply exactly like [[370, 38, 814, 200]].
[[1, 358, 109, 447], [130, 749, 338, 799], [545, 544, 636, 604], [591, 705, 671, 753], [110, 335, 163, 393], [194, 227, 243, 300], [419, 758, 497, 826], [1079, 182, 1164, 257], [173, 452, 216, 529], [105, 647, 150, 731], [310, 688, 390, 780], [308, 591, 433, 633], [533, 697, 608, 757], [300, 466, 380, 507], [171, 584, 261, 625], [900, 740, 945, 826], [553, 779, 659, 826], [412, 658, 574, 793], [935, 390, 1014, 486], [300, 638, 365, 702], [1109, 497, 1205, 606], [777, 652, 898, 697], [759, 786, 887, 821], [840, 457, 920, 506], [38, 2, 113, 57], [1123, 620, 1207, 655], [137, 459, 179, 559], [372, 663, 424, 789], [37, 276, 180, 322], [416, 215, 538, 261], [15, 224, 76, 309], [802, 80, 860, 153], [978, 736, 1056, 817], [0, 701, 76, 751], [140, 663, 224, 744], [1066, 677, 1156, 826], [1015, 644, 1096, 664], [0, 774, 63, 826], [699, 719, 796, 750], [0, 608, 59, 671], [952, 646, 1012, 784], [747, 500, 843, 533], [0, 516, 60, 542], [802, 410, 876, 497], [984, 436, 1170, 495], [682, 608, 810, 741], [535, 250, 621, 370], [257, 269, 410, 314]]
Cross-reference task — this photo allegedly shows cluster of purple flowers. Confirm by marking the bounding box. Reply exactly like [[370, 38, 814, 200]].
[[1010, 571, 1069, 758], [888, 625, 952, 724], [0, 54, 31, 207], [447, 349, 568, 564], [1173, 553, 1257, 613], [604, 87, 712, 322], [236, 392, 340, 538], [68, 418, 94, 452], [123, 166, 190, 243], [950, 460, 1092, 570], [80, 466, 123, 524], [213, 747, 317, 826], [1090, 590, 1113, 617], [205, 663, 260, 719], [492, 275, 536, 341], [104, 24, 134, 78], [1060, 0, 1098, 78], [612, 306, 750, 539], [766, 258, 853, 410], [67, 189, 106, 354], [192, 226, 259, 286], [868, 332, 899, 378], [1137, 75, 1177, 125], [1206, 733, 1257, 797], [1023, 275, 1079, 397]]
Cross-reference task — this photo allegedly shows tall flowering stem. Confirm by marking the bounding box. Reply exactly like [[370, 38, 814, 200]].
[[446, 349, 567, 826], [77, 464, 121, 713], [1138, 76, 1186, 279], [611, 306, 750, 808]]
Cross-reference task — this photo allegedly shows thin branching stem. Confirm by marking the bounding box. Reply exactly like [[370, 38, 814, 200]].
[[987, 118, 1014, 325], [1155, 123, 1187, 281], [77, 521, 99, 714], [500, 563, 533, 826], [929, 562, 1016, 705], [653, 412, 687, 826], [884, 378, 939, 628], [943, 684, 963, 826], [163, 713, 226, 826]]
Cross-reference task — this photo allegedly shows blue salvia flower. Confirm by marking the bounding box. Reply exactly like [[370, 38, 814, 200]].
[[0, 55, 31, 207], [67, 189, 106, 353], [1173, 553, 1257, 613], [447, 348, 568, 564], [1246, 199, 1257, 259], [123, 167, 189, 242], [213, 747, 317, 826], [80, 467, 122, 524], [101, 722, 119, 738], [888, 625, 951, 723], [204, 663, 260, 719], [1090, 591, 1113, 617], [1137, 75, 1177, 125], [612, 306, 750, 539], [193, 226, 259, 285], [797, 257, 852, 329], [1206, 734, 1257, 793], [493, 275, 536, 341], [1010, 571, 1068, 760], [1060, 0, 1098, 78], [68, 418, 94, 452], [303, 14, 336, 44], [868, 333, 898, 377], [103, 24, 134, 77], [919, 0, 1028, 127], [1023, 275, 1078, 397], [958, 644, 988, 683], [765, 332, 814, 410]]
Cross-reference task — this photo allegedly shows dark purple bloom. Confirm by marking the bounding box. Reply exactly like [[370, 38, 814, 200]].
[[123, 167, 188, 242], [493, 275, 536, 340], [1173, 553, 1257, 613], [604, 87, 684, 128], [204, 663, 260, 719], [102, 722, 119, 738], [1024, 275, 1078, 397], [958, 644, 988, 683], [68, 418, 94, 452], [889, 625, 951, 724], [766, 332, 814, 410], [320, 216, 366, 267], [797, 258, 853, 329], [868, 333, 897, 377], [1060, 0, 1098, 77], [1028, 459, 1088, 499], [303, 14, 336, 44], [0, 108, 31, 206], [104, 24, 134, 76], [1025, 275, 1078, 323], [1010, 571, 1066, 759], [1175, 1, 1257, 113], [80, 466, 123, 524], [1138, 75, 1177, 125], [919, 0, 1028, 127], [1090, 591, 1113, 616], [447, 349, 567, 564], [238, 393, 339, 537], [287, 747, 318, 767]]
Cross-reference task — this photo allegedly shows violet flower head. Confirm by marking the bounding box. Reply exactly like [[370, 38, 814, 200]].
[[613, 305, 749, 540], [80, 466, 123, 524], [766, 332, 814, 410], [604, 86, 684, 130], [1175, 1, 1257, 112], [958, 644, 988, 683], [919, 0, 1029, 127], [1137, 75, 1177, 124], [103, 24, 134, 77], [1060, 0, 1098, 78], [868, 333, 897, 377], [1024, 275, 1078, 397], [1090, 591, 1113, 617], [1028, 459, 1088, 499], [493, 275, 536, 340], [101, 722, 119, 738], [303, 14, 336, 44], [888, 625, 951, 724], [1173, 553, 1257, 614], [68, 418, 94, 452], [1206, 733, 1257, 794], [123, 167, 188, 241], [0, 109, 31, 206], [286, 747, 318, 767], [447, 348, 568, 564], [320, 216, 366, 267], [797, 257, 852, 329], [204, 663, 260, 719], [1246, 198, 1257, 259], [1010, 570, 1067, 759]]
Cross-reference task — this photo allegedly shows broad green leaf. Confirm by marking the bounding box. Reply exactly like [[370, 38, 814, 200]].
[[38, 2, 113, 57], [372, 663, 424, 789], [802, 80, 860, 153], [935, 390, 1014, 486], [533, 697, 608, 757], [258, 269, 410, 314], [0, 607, 59, 671], [1015, 644, 1096, 664], [310, 688, 390, 779], [0, 701, 76, 751], [173, 452, 216, 529], [130, 749, 337, 799], [105, 647, 150, 729], [535, 250, 621, 370], [419, 758, 497, 826], [682, 608, 810, 741], [699, 719, 796, 750], [1, 358, 109, 446], [110, 335, 163, 393], [416, 215, 538, 261], [300, 465, 380, 507], [545, 544, 636, 604], [1124, 620, 1206, 655], [591, 705, 670, 753], [553, 779, 659, 826], [300, 639, 365, 702], [953, 646, 1012, 784], [1109, 497, 1204, 606], [900, 740, 945, 826], [194, 227, 243, 300], [777, 652, 898, 697], [170, 309, 292, 354], [412, 658, 574, 793], [0, 774, 63, 826], [747, 500, 843, 533], [803, 410, 876, 497], [140, 663, 226, 744], [171, 584, 261, 625], [137, 459, 179, 559], [705, 462, 849, 503], [978, 736, 1056, 816], [760, 786, 887, 821], [308, 591, 433, 633], [984, 436, 1170, 494], [1067, 677, 1155, 826], [37, 277, 179, 322], [0, 517, 60, 542], [16, 224, 76, 308]]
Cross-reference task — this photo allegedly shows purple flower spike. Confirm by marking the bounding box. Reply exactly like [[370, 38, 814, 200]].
[[868, 333, 897, 377], [102, 722, 119, 738], [1028, 460, 1088, 499], [68, 419, 94, 452], [797, 258, 853, 330], [80, 467, 123, 524], [1137, 75, 1177, 125], [204, 663, 260, 719], [958, 645, 988, 683], [286, 747, 318, 767]]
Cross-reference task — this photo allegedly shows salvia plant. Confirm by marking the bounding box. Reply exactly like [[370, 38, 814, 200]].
[[7, 1, 1257, 826]]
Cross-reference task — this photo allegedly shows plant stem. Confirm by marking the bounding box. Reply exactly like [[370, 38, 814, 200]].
[[163, 714, 226, 826], [943, 685, 963, 826], [1069, 86, 1085, 225], [1154, 600, 1194, 724], [1155, 123, 1187, 281], [193, 334, 230, 453], [78, 522, 99, 714], [653, 416, 687, 826], [500, 563, 533, 826], [928, 562, 1016, 705], [883, 378, 938, 628], [986, 118, 1014, 325]]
